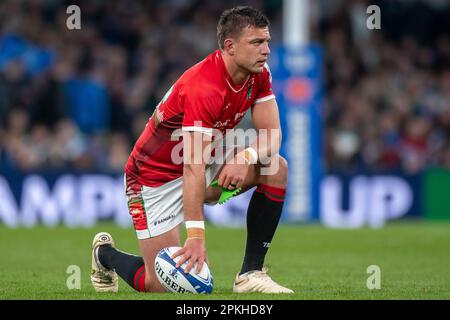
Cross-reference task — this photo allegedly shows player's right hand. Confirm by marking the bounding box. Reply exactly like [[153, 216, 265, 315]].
[[217, 158, 250, 190], [172, 238, 208, 274]]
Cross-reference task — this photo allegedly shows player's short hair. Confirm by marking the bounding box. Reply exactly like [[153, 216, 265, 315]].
[[217, 6, 270, 50]]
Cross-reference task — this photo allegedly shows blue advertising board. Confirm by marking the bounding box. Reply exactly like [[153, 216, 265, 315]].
[[0, 171, 428, 228], [320, 173, 422, 228], [269, 44, 323, 222]]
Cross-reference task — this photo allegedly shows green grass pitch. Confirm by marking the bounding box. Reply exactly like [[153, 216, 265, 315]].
[[0, 221, 449, 300]]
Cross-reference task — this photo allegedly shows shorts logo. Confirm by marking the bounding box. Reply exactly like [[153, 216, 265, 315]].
[[154, 213, 177, 226]]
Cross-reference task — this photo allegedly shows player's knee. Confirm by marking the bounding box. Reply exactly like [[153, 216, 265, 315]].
[[259, 155, 288, 187], [277, 156, 288, 186]]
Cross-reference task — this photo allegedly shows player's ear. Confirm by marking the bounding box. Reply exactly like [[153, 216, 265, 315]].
[[223, 38, 235, 56]]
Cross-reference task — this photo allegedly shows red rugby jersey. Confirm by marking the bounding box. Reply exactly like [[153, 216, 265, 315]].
[[125, 50, 275, 187]]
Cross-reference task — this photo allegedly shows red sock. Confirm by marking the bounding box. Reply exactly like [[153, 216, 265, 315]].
[[133, 265, 146, 292], [255, 184, 286, 202]]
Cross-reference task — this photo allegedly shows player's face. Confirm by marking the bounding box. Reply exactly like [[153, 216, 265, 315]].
[[233, 26, 271, 74]]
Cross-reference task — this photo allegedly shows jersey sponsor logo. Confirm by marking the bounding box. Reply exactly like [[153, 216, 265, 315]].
[[213, 111, 246, 129]]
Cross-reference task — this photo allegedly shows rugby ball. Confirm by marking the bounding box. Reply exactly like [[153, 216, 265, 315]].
[[154, 246, 213, 294]]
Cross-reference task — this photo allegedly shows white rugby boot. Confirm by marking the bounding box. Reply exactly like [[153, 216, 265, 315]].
[[233, 267, 294, 294], [90, 232, 119, 292]]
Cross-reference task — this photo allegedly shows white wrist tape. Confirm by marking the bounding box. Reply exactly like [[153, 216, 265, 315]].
[[185, 220, 205, 229], [245, 147, 258, 164]]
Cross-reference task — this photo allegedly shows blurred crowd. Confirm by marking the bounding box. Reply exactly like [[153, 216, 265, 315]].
[[0, 0, 449, 174], [322, 0, 450, 173]]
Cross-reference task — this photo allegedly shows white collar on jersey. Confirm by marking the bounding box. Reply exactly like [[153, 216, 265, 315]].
[[225, 76, 250, 93]]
